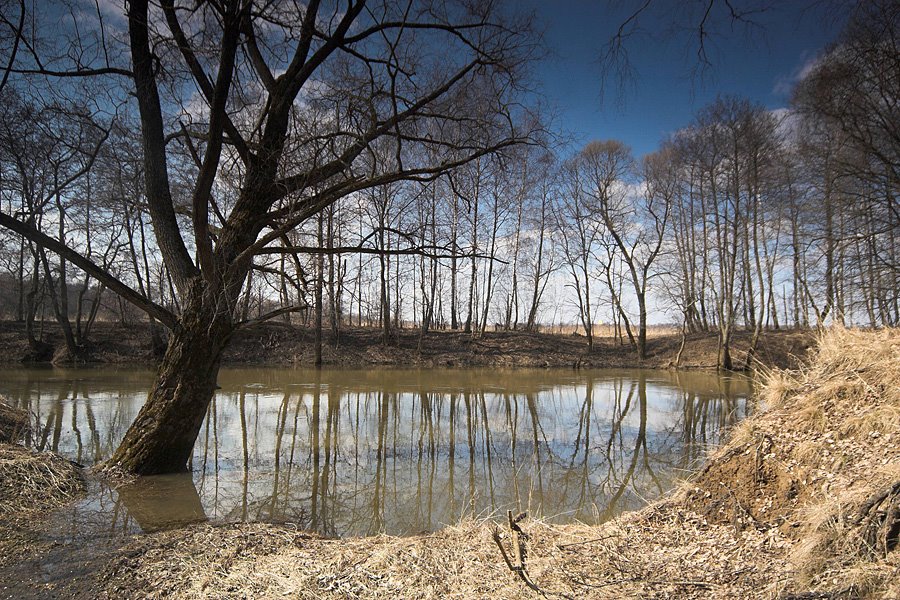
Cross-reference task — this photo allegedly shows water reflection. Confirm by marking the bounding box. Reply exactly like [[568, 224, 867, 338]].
[[0, 367, 751, 537], [116, 476, 207, 532]]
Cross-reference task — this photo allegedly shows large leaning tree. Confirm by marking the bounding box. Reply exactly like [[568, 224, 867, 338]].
[[0, 0, 539, 474]]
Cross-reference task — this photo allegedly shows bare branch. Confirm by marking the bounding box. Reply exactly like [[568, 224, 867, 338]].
[[0, 211, 177, 329]]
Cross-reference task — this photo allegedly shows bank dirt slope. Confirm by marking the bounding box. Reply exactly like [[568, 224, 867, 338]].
[[0, 319, 813, 370], [76, 327, 897, 599]]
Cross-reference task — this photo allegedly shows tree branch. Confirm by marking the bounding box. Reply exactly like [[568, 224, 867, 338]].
[[256, 244, 508, 263], [127, 0, 198, 293], [0, 211, 177, 329], [0, 0, 26, 93], [235, 305, 308, 329]]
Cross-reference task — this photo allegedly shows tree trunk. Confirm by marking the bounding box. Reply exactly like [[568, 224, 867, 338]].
[[105, 287, 231, 475], [315, 213, 324, 365], [16, 237, 25, 322], [326, 207, 340, 341], [39, 248, 79, 362], [637, 291, 647, 360], [465, 184, 478, 334], [450, 195, 459, 330]]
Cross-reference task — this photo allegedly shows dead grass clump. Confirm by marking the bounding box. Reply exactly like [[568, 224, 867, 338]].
[[0, 396, 31, 444], [800, 327, 900, 428], [839, 401, 900, 440], [758, 370, 799, 409], [0, 443, 85, 514], [92, 508, 793, 600], [790, 491, 869, 577]]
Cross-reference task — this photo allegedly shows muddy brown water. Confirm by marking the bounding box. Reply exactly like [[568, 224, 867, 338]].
[[1, 367, 751, 540]]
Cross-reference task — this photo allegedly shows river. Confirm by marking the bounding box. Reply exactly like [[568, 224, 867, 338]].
[[0, 366, 751, 538]]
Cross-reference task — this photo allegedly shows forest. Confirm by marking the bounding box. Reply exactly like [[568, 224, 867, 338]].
[[1, 2, 896, 371]]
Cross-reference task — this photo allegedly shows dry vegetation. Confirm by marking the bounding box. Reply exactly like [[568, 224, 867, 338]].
[[0, 398, 84, 515], [0, 398, 87, 595], [0, 400, 84, 530], [82, 328, 898, 599], [680, 327, 900, 598], [89, 510, 792, 600], [0, 443, 84, 515], [0, 397, 31, 445]]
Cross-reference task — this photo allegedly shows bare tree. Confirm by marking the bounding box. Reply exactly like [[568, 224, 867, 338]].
[[524, 153, 559, 332], [557, 154, 604, 349], [0, 0, 539, 475], [576, 140, 671, 359]]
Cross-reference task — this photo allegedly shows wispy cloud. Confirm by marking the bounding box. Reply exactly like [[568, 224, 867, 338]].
[[773, 52, 823, 97]]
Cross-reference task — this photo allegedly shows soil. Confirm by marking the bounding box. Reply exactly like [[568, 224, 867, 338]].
[[0, 319, 814, 370], [1, 328, 896, 599]]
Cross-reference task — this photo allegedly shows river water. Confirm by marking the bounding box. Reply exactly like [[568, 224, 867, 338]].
[[0, 366, 751, 538]]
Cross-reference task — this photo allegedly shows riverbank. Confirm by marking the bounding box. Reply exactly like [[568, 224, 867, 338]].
[[88, 328, 900, 599], [0, 320, 813, 370], [0, 413, 86, 600], [0, 327, 896, 598]]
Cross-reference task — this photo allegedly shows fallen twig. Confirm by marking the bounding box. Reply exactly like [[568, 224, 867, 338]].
[[490, 511, 547, 597]]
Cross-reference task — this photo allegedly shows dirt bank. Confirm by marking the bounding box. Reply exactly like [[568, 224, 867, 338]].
[[2, 328, 895, 599], [0, 319, 814, 370]]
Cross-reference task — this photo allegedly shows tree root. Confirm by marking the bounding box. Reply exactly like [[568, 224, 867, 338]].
[[853, 480, 900, 558]]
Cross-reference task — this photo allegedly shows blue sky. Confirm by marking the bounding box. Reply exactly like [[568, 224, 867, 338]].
[[527, 1, 850, 158]]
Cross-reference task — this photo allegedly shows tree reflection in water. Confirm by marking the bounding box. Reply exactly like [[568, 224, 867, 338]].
[[0, 367, 751, 537]]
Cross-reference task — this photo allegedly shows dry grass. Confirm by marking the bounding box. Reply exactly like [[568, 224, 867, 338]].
[[0, 400, 83, 515], [0, 398, 83, 516], [0, 398, 88, 600], [684, 327, 900, 598], [0, 396, 31, 444], [0, 442, 87, 596], [92, 507, 793, 600], [0, 443, 85, 515]]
